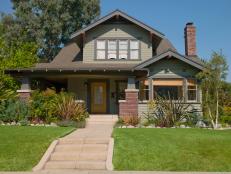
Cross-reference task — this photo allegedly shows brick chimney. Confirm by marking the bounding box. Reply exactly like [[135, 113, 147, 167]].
[[184, 22, 196, 56]]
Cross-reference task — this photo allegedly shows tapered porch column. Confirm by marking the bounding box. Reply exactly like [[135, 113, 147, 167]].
[[17, 77, 31, 101], [119, 77, 139, 116]]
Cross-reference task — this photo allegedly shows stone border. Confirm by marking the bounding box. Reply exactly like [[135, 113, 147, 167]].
[[106, 138, 114, 171], [32, 140, 58, 171]]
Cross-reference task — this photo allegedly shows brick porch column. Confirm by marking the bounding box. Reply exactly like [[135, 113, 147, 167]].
[[17, 77, 31, 101], [119, 77, 139, 116]]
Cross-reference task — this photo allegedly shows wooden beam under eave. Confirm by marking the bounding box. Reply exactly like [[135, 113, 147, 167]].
[[116, 14, 119, 20], [149, 32, 153, 42], [82, 32, 86, 47]]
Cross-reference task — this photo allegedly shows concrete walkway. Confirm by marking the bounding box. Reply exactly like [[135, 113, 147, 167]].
[[1, 171, 231, 174], [42, 115, 118, 171]]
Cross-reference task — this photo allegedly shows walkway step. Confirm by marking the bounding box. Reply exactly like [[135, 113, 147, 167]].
[[51, 152, 107, 161], [45, 161, 106, 170], [58, 138, 109, 144], [45, 161, 76, 169], [77, 160, 106, 170], [55, 144, 108, 152]]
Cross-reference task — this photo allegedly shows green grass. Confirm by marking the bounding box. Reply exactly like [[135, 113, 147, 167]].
[[0, 126, 74, 171], [113, 128, 231, 171]]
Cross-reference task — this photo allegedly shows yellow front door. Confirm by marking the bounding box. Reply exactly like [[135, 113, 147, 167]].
[[90, 82, 107, 113]]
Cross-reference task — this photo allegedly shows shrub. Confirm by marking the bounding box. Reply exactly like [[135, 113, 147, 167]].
[[55, 92, 88, 122], [0, 99, 29, 122], [30, 88, 59, 123], [120, 115, 140, 126], [220, 115, 231, 125], [57, 120, 86, 128]]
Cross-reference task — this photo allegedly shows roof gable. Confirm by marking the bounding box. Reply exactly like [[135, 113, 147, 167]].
[[70, 9, 165, 39], [135, 49, 204, 70]]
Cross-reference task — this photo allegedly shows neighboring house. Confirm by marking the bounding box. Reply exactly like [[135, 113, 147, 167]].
[[6, 10, 204, 116]]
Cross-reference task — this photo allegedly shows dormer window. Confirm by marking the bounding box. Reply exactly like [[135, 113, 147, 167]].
[[108, 40, 117, 59], [96, 40, 106, 59], [119, 40, 128, 59], [95, 38, 140, 60]]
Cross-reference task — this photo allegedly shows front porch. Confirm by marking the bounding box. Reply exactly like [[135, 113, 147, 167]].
[[17, 72, 202, 116]]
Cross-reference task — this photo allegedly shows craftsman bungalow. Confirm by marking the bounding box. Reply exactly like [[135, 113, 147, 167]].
[[6, 10, 204, 116]]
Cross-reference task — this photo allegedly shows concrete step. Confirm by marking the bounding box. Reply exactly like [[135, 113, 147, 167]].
[[77, 160, 106, 170], [45, 161, 76, 169], [58, 138, 109, 145], [50, 152, 107, 161], [45, 161, 106, 170], [55, 144, 108, 152]]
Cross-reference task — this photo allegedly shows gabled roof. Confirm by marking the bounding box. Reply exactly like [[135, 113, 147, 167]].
[[70, 9, 165, 39], [135, 49, 205, 70]]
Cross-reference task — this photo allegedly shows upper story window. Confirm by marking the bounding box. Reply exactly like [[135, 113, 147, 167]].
[[96, 39, 140, 60], [96, 40, 106, 59], [119, 40, 128, 59], [108, 40, 117, 59]]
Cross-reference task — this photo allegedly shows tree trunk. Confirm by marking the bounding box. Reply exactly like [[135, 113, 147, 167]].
[[215, 89, 219, 128]]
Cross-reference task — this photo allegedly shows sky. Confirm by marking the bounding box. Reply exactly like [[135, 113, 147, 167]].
[[0, 0, 231, 81]]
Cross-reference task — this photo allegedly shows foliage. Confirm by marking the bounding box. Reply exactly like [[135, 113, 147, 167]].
[[197, 51, 228, 128], [29, 88, 59, 123], [120, 115, 140, 126], [29, 89, 88, 123], [144, 94, 191, 127], [0, 99, 30, 122], [55, 92, 88, 122], [57, 120, 86, 128], [0, 82, 16, 102], [0, 33, 38, 90], [1, 0, 100, 61], [142, 100, 156, 124]]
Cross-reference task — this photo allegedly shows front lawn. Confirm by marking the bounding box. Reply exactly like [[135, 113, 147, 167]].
[[0, 126, 74, 171], [113, 128, 231, 171]]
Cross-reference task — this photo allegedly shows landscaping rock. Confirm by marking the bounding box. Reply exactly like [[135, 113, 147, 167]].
[[6, 123, 10, 126], [127, 125, 134, 128], [50, 122, 58, 127], [196, 120, 206, 128], [11, 122, 16, 126], [186, 126, 191, 128], [180, 124, 186, 128], [122, 125, 126, 128]]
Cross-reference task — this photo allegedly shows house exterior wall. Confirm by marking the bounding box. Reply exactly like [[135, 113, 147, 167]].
[[83, 24, 152, 63], [67, 77, 126, 114], [147, 58, 200, 78]]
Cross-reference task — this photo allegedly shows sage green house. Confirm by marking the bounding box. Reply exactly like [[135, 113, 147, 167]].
[[6, 10, 204, 116]]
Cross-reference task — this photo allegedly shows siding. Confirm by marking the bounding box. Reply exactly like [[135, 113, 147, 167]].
[[148, 58, 201, 78], [83, 24, 152, 63]]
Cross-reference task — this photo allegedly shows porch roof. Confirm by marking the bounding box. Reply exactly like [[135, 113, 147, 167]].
[[5, 62, 147, 73]]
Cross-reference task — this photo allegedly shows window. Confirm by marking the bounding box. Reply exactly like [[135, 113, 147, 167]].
[[96, 40, 106, 59], [95, 39, 139, 60], [119, 40, 128, 59], [139, 80, 149, 101], [130, 40, 139, 60], [153, 79, 183, 100], [187, 79, 197, 101], [108, 40, 117, 59], [154, 86, 183, 100]]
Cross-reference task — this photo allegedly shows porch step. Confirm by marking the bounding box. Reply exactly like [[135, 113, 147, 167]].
[[45, 160, 106, 170], [50, 152, 107, 161]]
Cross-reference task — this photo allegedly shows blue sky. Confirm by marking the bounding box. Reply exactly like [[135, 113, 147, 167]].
[[1, 0, 231, 81]]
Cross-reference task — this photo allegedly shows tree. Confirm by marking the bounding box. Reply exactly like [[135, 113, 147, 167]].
[[0, 22, 38, 90], [1, 0, 100, 61], [197, 51, 228, 129]]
